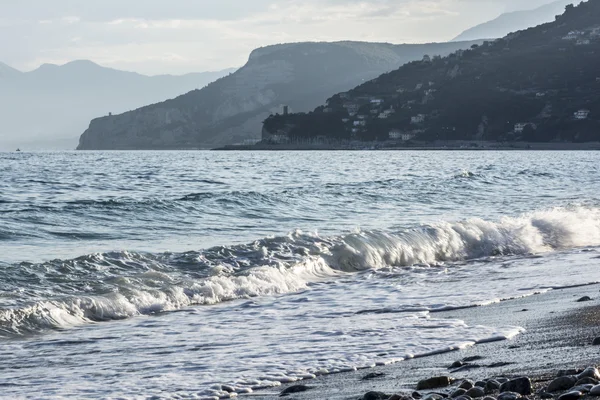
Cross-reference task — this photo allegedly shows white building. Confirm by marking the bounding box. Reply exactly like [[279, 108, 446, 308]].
[[378, 109, 395, 119], [411, 114, 426, 124], [389, 129, 402, 140], [370, 99, 384, 105], [574, 109, 590, 120], [354, 120, 366, 127], [514, 123, 529, 133], [576, 39, 591, 46]]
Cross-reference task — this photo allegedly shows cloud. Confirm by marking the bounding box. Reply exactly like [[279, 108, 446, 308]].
[[0, 0, 560, 75]]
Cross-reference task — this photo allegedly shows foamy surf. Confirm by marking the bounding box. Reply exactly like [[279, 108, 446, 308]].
[[1, 206, 599, 338]]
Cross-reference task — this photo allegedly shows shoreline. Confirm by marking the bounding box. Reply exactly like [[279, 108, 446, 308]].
[[213, 142, 600, 151], [248, 283, 600, 399]]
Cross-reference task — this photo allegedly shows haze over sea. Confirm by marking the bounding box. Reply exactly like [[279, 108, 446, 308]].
[[1, 150, 600, 400]]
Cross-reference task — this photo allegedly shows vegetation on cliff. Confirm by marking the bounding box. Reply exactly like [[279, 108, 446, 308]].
[[264, 0, 600, 144]]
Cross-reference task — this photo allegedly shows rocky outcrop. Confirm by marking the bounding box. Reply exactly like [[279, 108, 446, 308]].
[[77, 40, 483, 150]]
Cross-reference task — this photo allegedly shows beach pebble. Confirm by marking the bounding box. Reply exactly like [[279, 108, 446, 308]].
[[593, 337, 600, 346], [362, 372, 386, 381], [497, 392, 521, 400], [575, 377, 598, 386], [451, 361, 465, 368], [500, 377, 532, 395], [558, 370, 581, 377], [423, 394, 445, 400], [362, 391, 390, 400], [454, 396, 473, 400], [590, 384, 600, 396], [412, 391, 422, 399], [475, 381, 487, 388], [465, 387, 486, 398], [486, 380, 501, 393], [280, 385, 312, 397], [417, 377, 453, 390], [452, 389, 468, 398], [577, 296, 592, 302], [572, 384, 594, 393], [547, 376, 578, 392], [483, 397, 496, 400], [558, 391, 582, 400], [539, 392, 553, 399], [389, 395, 411, 400], [577, 367, 600, 380], [460, 381, 475, 390], [496, 378, 510, 384]]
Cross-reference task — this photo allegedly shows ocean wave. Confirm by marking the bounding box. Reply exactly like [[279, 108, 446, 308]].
[[1, 206, 599, 337]]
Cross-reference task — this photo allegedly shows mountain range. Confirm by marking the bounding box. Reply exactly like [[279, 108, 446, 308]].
[[263, 0, 600, 144], [0, 62, 235, 150], [453, 0, 575, 41], [76, 40, 483, 150]]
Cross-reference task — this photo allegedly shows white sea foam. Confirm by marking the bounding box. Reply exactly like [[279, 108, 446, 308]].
[[2, 206, 600, 337]]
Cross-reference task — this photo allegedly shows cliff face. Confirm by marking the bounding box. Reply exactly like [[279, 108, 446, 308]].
[[77, 40, 483, 150], [265, 0, 600, 144]]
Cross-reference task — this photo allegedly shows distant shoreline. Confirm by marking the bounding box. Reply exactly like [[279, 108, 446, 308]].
[[213, 141, 600, 151]]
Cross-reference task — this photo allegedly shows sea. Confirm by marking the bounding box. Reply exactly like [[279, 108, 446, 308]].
[[1, 150, 600, 400]]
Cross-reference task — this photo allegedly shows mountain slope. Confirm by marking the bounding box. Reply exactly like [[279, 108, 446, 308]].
[[453, 0, 575, 41], [264, 0, 600, 144], [76, 40, 483, 150], [0, 62, 235, 150], [0, 62, 21, 78]]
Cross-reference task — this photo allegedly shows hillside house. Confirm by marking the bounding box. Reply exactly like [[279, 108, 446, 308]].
[[563, 31, 583, 40], [411, 114, 426, 124], [354, 120, 366, 127], [370, 99, 384, 105], [576, 39, 591, 46], [378, 108, 395, 119], [574, 109, 590, 120], [514, 123, 529, 133], [415, 83, 423, 90], [591, 27, 600, 37], [343, 103, 360, 116], [389, 129, 402, 140]]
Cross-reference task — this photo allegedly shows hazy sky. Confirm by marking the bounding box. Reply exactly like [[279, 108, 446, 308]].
[[1, 0, 557, 75]]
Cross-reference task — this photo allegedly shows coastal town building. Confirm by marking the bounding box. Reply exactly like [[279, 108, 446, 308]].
[[514, 123, 529, 133], [343, 103, 360, 116], [576, 39, 591, 46], [389, 130, 402, 140], [370, 99, 384, 105], [574, 109, 590, 120], [411, 114, 426, 124], [563, 31, 583, 40]]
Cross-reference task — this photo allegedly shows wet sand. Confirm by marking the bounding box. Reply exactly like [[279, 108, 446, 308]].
[[248, 283, 600, 399]]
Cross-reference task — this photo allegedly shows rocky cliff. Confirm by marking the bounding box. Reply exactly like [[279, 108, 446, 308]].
[[77, 40, 483, 150]]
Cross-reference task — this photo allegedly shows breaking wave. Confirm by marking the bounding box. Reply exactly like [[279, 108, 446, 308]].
[[1, 206, 599, 337]]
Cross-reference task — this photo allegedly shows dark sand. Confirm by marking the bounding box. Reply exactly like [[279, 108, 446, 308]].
[[246, 284, 600, 399]]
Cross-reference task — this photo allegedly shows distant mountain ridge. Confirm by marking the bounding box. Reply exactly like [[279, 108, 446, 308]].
[[453, 0, 575, 41], [263, 0, 600, 144], [0, 61, 235, 150], [77, 40, 483, 150]]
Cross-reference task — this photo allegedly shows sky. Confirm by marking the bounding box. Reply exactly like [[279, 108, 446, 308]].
[[0, 0, 558, 76]]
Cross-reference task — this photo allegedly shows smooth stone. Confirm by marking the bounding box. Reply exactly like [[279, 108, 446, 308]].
[[362, 372, 386, 381], [558, 391, 582, 400], [465, 387, 486, 398], [547, 376, 578, 392], [418, 377, 453, 390], [454, 396, 473, 400], [496, 378, 510, 384], [483, 397, 496, 400], [363, 391, 390, 400], [475, 382, 487, 388], [413, 392, 423, 399], [460, 381, 475, 390], [540, 393, 554, 399], [590, 384, 600, 396], [463, 356, 484, 362], [558, 369, 581, 377], [577, 296, 592, 302], [593, 337, 600, 346], [280, 385, 312, 396], [452, 389, 468, 398], [390, 395, 411, 400], [577, 367, 600, 380], [486, 381, 501, 393], [500, 377, 532, 395], [451, 361, 465, 368], [576, 377, 598, 386], [497, 392, 521, 400], [572, 384, 594, 393], [423, 394, 445, 400]]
